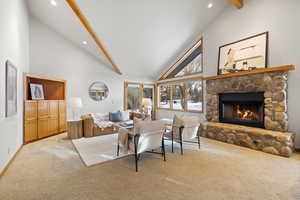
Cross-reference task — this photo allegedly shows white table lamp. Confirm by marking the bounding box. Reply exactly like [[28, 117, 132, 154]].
[[69, 97, 83, 120], [142, 98, 152, 115]]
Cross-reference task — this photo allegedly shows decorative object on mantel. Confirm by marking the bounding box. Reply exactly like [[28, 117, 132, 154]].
[[5, 60, 18, 117], [218, 32, 268, 75], [88, 81, 109, 101], [204, 65, 294, 80], [69, 97, 83, 120]]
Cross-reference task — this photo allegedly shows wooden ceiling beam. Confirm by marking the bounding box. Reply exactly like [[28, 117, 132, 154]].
[[228, 0, 243, 9], [66, 0, 122, 75]]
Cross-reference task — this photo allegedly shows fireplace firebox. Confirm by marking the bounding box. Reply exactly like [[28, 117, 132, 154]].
[[219, 92, 265, 128]]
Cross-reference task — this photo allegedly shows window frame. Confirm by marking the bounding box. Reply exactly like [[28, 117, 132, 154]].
[[123, 81, 156, 112], [159, 37, 203, 80], [157, 77, 204, 114], [170, 83, 185, 111]]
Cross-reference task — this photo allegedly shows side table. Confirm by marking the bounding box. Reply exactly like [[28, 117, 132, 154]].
[[67, 119, 83, 139]]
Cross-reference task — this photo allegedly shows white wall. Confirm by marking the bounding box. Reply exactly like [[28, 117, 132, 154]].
[[29, 18, 153, 118], [157, 0, 300, 147], [203, 0, 300, 147], [0, 0, 29, 172]]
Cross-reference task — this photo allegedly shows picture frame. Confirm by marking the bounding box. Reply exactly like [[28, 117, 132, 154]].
[[5, 60, 18, 117], [30, 83, 45, 100], [217, 32, 268, 75]]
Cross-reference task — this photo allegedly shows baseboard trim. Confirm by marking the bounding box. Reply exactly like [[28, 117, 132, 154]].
[[0, 145, 23, 178]]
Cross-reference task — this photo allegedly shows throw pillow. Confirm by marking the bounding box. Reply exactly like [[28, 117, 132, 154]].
[[109, 111, 122, 122], [92, 113, 108, 122], [120, 110, 130, 121]]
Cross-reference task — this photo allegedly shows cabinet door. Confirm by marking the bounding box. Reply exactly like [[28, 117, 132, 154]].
[[38, 118, 49, 139], [49, 118, 59, 135], [48, 101, 59, 135], [59, 100, 67, 132], [38, 101, 49, 119], [24, 101, 38, 121], [24, 101, 38, 143], [24, 120, 38, 143], [49, 101, 59, 119]]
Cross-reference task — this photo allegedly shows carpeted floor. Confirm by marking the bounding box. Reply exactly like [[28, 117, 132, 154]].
[[0, 133, 300, 200]]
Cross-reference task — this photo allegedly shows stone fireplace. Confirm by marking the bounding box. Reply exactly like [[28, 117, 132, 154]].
[[201, 66, 295, 157]]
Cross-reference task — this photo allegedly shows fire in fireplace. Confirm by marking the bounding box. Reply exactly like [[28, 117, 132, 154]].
[[219, 92, 265, 128], [236, 104, 260, 121]]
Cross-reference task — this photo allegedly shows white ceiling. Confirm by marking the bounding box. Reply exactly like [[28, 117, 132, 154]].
[[27, 0, 229, 80]]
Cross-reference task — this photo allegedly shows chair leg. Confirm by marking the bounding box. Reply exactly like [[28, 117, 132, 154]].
[[134, 136, 138, 172], [135, 152, 138, 172], [171, 131, 174, 153], [198, 134, 201, 150], [179, 128, 183, 155], [162, 137, 166, 161], [117, 144, 120, 156]]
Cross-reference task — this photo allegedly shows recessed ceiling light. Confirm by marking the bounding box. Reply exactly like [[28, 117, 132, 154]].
[[50, 0, 57, 6], [208, 3, 213, 8], [82, 41, 87, 45]]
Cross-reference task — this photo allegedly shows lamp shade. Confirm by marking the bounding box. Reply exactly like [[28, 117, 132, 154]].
[[69, 97, 83, 108], [142, 98, 152, 107]]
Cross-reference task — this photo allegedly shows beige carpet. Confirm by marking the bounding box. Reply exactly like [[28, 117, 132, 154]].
[[1, 133, 300, 200], [72, 134, 128, 166]]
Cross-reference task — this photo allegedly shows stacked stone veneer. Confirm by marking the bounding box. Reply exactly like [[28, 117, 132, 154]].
[[201, 71, 295, 157], [201, 122, 294, 157], [206, 71, 288, 131]]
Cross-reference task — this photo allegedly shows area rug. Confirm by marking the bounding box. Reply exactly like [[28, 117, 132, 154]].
[[72, 134, 128, 167], [72, 133, 201, 167]]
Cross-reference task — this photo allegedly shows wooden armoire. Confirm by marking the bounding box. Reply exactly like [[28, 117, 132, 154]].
[[24, 74, 67, 143]]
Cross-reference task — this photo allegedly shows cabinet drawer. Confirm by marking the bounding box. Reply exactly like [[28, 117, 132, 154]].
[[38, 101, 49, 119]]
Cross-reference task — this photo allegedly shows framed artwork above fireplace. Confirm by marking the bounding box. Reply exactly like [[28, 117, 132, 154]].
[[218, 32, 268, 75]]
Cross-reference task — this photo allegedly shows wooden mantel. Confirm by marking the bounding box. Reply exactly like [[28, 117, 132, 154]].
[[203, 65, 295, 81]]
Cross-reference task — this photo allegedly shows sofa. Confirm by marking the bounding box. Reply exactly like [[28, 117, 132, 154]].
[[81, 112, 146, 138]]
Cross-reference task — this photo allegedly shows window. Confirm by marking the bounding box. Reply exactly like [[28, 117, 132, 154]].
[[159, 38, 203, 80], [126, 83, 141, 110], [185, 80, 203, 112], [158, 78, 203, 113], [143, 85, 153, 100], [171, 83, 184, 110], [174, 54, 202, 78], [124, 82, 155, 112], [159, 85, 171, 109]]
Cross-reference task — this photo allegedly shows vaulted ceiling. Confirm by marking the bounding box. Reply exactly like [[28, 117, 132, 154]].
[[27, 0, 229, 79]]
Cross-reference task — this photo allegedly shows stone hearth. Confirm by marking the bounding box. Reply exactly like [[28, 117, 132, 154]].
[[201, 66, 295, 157], [201, 122, 295, 157]]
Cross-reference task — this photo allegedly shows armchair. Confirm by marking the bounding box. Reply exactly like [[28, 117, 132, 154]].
[[117, 120, 166, 172], [165, 115, 200, 155]]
